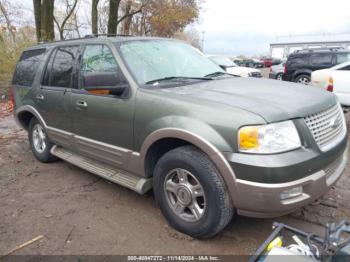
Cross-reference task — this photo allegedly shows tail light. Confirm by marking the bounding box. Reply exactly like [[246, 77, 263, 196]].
[[8, 86, 15, 112], [327, 77, 333, 92], [284, 65, 288, 74], [9, 86, 15, 104]]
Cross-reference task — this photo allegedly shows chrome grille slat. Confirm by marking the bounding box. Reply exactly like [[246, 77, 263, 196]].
[[304, 104, 346, 151]]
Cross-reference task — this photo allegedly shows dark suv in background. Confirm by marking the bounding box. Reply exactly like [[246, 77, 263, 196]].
[[283, 48, 350, 84]]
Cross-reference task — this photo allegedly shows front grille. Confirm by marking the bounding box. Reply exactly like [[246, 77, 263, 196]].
[[304, 104, 346, 151], [250, 72, 262, 78]]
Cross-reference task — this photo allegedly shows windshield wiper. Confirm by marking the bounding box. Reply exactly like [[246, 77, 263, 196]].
[[204, 71, 236, 78], [145, 76, 212, 85]]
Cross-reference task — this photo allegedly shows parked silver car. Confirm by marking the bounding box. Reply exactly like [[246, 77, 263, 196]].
[[269, 61, 286, 80]]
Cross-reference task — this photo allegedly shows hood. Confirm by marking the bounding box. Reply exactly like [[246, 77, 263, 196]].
[[153, 77, 336, 123]]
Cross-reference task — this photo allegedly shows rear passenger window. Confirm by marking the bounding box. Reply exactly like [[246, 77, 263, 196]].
[[42, 46, 79, 88], [12, 49, 46, 87], [310, 54, 332, 66]]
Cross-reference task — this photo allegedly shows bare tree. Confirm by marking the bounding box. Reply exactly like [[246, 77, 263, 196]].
[[107, 0, 120, 35], [0, 1, 16, 43], [54, 0, 78, 39], [33, 0, 55, 42], [121, 0, 131, 35], [107, 0, 146, 35], [91, 0, 99, 34], [41, 0, 55, 41], [33, 0, 42, 41]]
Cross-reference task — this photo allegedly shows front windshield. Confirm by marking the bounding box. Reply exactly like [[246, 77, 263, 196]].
[[209, 56, 236, 67], [118, 40, 223, 85]]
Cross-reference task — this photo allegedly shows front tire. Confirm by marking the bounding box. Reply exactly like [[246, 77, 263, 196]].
[[153, 145, 233, 239], [28, 118, 57, 163]]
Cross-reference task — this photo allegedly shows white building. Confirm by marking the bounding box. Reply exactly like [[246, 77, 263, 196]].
[[270, 33, 350, 59]]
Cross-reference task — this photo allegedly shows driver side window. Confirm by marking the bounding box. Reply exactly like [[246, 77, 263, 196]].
[[80, 44, 127, 95]]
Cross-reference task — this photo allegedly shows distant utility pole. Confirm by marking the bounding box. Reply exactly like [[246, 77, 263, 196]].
[[201, 31, 205, 52]]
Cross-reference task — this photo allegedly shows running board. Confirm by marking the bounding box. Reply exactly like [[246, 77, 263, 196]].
[[51, 145, 152, 194]]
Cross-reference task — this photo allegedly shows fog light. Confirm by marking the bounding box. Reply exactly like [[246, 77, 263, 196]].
[[280, 186, 303, 200]]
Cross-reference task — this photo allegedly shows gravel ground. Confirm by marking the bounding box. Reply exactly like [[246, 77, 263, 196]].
[[0, 113, 349, 256]]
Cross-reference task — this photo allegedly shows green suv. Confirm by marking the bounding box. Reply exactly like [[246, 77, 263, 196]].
[[12, 36, 348, 238]]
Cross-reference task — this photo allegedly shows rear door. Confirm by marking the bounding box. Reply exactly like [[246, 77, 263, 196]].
[[35, 45, 80, 148], [70, 43, 134, 168]]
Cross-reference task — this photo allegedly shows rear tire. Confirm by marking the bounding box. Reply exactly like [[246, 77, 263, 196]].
[[28, 118, 57, 163], [295, 74, 310, 85], [153, 145, 234, 239], [276, 73, 283, 81]]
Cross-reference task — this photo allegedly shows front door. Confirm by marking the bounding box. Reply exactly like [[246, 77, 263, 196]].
[[35, 45, 80, 148], [70, 43, 134, 168]]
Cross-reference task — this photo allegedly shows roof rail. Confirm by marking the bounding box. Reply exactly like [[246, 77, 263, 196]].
[[295, 47, 345, 53], [84, 34, 133, 38], [37, 34, 133, 44]]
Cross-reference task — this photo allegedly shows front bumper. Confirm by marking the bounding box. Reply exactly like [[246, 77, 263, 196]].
[[226, 143, 348, 218]]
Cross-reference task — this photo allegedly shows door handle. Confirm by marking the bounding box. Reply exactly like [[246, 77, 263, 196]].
[[76, 100, 88, 108], [36, 94, 44, 101]]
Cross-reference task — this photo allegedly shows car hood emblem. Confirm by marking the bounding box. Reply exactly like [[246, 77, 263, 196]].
[[329, 117, 341, 129]]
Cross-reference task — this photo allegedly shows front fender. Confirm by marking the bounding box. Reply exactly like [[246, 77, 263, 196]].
[[137, 117, 239, 204], [137, 115, 234, 153]]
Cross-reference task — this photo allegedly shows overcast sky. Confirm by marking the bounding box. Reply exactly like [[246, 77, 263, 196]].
[[197, 0, 350, 56], [15, 0, 350, 56]]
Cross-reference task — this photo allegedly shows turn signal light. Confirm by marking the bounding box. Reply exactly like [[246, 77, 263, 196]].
[[239, 126, 259, 150]]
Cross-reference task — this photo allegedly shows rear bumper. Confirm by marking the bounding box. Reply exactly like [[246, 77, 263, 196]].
[[226, 144, 348, 218]]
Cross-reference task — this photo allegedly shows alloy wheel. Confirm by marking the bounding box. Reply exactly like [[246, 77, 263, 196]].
[[164, 168, 206, 222], [32, 123, 47, 154]]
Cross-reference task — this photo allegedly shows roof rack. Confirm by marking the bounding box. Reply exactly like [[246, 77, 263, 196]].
[[38, 34, 134, 44], [295, 47, 345, 53]]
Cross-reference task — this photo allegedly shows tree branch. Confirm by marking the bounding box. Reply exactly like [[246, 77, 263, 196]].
[[57, 0, 78, 39]]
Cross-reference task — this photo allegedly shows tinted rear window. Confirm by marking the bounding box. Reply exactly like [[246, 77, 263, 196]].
[[12, 49, 46, 86], [288, 56, 307, 66], [310, 53, 332, 66]]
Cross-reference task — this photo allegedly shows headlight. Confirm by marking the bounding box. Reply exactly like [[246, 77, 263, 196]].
[[238, 120, 301, 154]]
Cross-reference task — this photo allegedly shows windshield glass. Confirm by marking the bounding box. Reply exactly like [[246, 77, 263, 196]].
[[209, 56, 236, 67], [118, 40, 223, 85]]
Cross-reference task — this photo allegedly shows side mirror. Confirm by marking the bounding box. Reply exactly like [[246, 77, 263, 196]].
[[81, 71, 129, 96]]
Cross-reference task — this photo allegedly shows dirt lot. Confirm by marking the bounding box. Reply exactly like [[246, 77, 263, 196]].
[[1, 112, 350, 256]]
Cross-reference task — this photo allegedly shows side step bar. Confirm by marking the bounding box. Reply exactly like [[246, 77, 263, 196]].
[[51, 145, 152, 194]]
